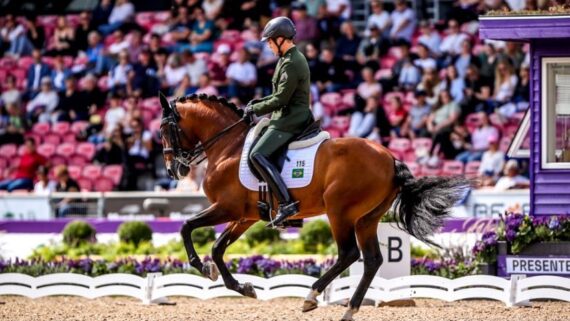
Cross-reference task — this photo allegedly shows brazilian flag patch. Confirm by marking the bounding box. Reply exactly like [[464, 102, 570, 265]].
[[292, 168, 304, 178]]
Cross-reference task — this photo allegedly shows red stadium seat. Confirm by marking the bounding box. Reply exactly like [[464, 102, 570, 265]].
[[71, 121, 90, 134], [43, 133, 61, 145], [0, 157, 7, 171], [465, 113, 483, 133], [404, 162, 421, 177], [94, 177, 114, 192], [465, 161, 481, 178], [37, 143, 56, 158], [103, 165, 124, 185], [50, 155, 67, 166], [82, 164, 102, 178], [341, 91, 355, 108], [0, 144, 17, 158], [76, 142, 96, 161], [67, 165, 82, 180], [421, 165, 442, 176], [52, 122, 71, 135], [62, 133, 77, 143], [17, 145, 27, 156], [68, 154, 88, 167], [442, 160, 465, 176], [388, 138, 411, 159], [320, 92, 343, 113], [412, 138, 433, 152], [32, 123, 51, 136], [77, 177, 93, 191], [56, 143, 76, 158]]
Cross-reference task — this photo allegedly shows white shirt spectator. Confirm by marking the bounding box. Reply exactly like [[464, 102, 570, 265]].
[[34, 180, 56, 195], [165, 65, 188, 87], [390, 8, 416, 41], [418, 32, 442, 56], [440, 32, 469, 55], [495, 75, 518, 102], [226, 61, 257, 84], [326, 0, 351, 20], [399, 64, 421, 87], [1, 89, 21, 107], [494, 175, 529, 191], [0, 24, 25, 42], [186, 59, 208, 87], [128, 130, 152, 159], [104, 106, 126, 135], [196, 85, 219, 96], [108, 64, 132, 88], [479, 150, 505, 177], [26, 90, 59, 114], [471, 126, 499, 150], [108, 39, 130, 55], [108, 2, 135, 24], [367, 11, 390, 32], [414, 58, 437, 71], [357, 82, 382, 99]]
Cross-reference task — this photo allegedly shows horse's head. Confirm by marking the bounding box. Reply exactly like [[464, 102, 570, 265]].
[[159, 92, 193, 180]]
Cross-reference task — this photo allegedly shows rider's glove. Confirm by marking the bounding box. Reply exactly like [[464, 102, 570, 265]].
[[243, 103, 256, 125]]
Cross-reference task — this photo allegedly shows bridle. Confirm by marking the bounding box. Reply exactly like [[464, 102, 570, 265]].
[[161, 98, 246, 167]]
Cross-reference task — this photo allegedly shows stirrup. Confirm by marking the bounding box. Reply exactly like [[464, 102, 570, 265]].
[[266, 201, 299, 228]]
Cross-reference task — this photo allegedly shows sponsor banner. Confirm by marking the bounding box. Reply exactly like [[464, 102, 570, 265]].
[[453, 189, 530, 218], [498, 255, 570, 276]]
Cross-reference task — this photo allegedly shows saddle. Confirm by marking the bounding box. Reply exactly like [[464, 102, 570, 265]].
[[246, 119, 325, 228]]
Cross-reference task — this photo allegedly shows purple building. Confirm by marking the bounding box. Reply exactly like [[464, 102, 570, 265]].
[[480, 16, 570, 215]]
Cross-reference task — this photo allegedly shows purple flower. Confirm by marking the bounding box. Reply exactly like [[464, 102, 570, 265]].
[[549, 216, 561, 230], [506, 229, 516, 242]]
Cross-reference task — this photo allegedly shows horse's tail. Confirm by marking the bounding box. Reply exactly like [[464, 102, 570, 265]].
[[392, 160, 471, 247]]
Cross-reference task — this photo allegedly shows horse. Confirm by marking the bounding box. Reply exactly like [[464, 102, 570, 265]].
[[158, 92, 470, 321]]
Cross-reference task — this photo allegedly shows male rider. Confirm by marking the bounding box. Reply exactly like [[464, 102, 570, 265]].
[[243, 17, 313, 228]]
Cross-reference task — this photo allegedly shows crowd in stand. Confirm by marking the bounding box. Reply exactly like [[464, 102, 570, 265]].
[[0, 0, 547, 199]]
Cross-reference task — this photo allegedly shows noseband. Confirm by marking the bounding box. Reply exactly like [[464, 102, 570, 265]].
[[162, 98, 246, 167]]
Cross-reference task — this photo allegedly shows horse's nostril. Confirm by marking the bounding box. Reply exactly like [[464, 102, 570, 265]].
[[167, 168, 174, 178]]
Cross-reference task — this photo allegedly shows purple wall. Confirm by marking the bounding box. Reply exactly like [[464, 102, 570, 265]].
[[480, 17, 570, 215]]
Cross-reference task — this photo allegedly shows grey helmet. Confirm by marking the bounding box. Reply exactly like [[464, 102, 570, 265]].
[[261, 16, 296, 42]]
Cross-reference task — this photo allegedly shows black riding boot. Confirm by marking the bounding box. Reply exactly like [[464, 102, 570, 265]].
[[250, 153, 299, 227]]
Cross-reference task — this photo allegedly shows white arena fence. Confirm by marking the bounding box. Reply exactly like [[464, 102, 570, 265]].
[[0, 273, 569, 306]]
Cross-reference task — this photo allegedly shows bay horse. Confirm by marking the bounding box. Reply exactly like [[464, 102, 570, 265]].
[[159, 93, 470, 321]]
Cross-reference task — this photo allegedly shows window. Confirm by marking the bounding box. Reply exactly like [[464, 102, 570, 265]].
[[542, 57, 570, 169]]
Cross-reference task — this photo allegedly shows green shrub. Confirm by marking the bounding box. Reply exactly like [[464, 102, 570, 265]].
[[300, 219, 333, 252], [118, 221, 152, 246], [62, 221, 96, 247], [245, 222, 280, 246], [192, 227, 216, 246]]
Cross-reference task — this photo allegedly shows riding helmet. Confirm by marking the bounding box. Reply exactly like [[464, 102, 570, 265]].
[[261, 16, 296, 42]]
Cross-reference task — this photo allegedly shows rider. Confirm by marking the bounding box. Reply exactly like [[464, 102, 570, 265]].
[[243, 17, 313, 228]]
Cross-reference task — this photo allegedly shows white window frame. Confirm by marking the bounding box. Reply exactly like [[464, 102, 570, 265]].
[[508, 108, 530, 158], [541, 57, 570, 169]]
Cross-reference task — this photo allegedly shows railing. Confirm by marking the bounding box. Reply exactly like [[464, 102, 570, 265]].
[[1, 273, 569, 306]]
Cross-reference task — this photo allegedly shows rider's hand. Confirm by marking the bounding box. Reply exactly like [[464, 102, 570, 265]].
[[243, 104, 255, 125]]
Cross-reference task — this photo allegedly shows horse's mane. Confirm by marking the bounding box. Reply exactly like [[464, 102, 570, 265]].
[[176, 93, 244, 118]]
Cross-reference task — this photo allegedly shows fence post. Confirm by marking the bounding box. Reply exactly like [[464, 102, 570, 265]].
[[142, 273, 162, 305], [507, 274, 526, 307]]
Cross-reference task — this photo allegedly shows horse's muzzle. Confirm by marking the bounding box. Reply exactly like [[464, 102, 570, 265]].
[[168, 161, 190, 180]]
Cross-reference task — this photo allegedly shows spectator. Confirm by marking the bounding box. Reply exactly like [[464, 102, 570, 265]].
[[184, 50, 208, 87], [26, 77, 59, 123], [302, 0, 326, 18], [316, 48, 346, 93], [387, 95, 408, 138], [50, 55, 72, 92], [168, 6, 193, 49], [26, 49, 52, 98], [454, 40, 478, 79], [398, 58, 421, 91], [325, 0, 351, 21], [461, 64, 491, 118], [34, 166, 56, 195], [292, 2, 319, 48], [56, 76, 87, 122], [164, 53, 188, 89], [125, 118, 152, 190], [455, 112, 499, 163], [147, 33, 164, 56], [478, 42, 501, 85], [81, 74, 105, 113], [440, 19, 469, 58], [439, 65, 465, 104], [347, 96, 379, 138], [99, 0, 136, 36], [108, 50, 133, 96], [95, 128, 126, 165], [203, 0, 224, 20], [504, 41, 525, 71], [335, 21, 360, 73], [513, 63, 530, 104], [353, 67, 382, 112], [356, 25, 383, 71], [226, 48, 257, 103], [414, 43, 437, 71], [389, 42, 416, 91], [401, 90, 431, 139], [209, 45, 231, 89], [130, 50, 160, 98], [22, 14, 46, 51], [389, 0, 416, 44], [91, 0, 114, 29], [84, 31, 109, 75], [1, 75, 22, 108], [103, 93, 127, 136], [417, 20, 441, 57], [195, 74, 219, 96], [173, 74, 193, 97], [45, 15, 76, 57], [108, 29, 131, 56], [427, 90, 460, 138], [416, 67, 441, 106], [74, 11, 94, 53], [489, 59, 518, 112], [187, 7, 215, 53], [478, 136, 505, 187], [0, 103, 26, 145], [367, 0, 391, 37], [0, 14, 31, 57], [304, 43, 321, 77], [54, 165, 82, 217], [0, 138, 46, 192], [494, 160, 530, 191]]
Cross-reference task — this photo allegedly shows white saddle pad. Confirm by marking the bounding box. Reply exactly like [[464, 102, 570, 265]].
[[238, 121, 328, 191]]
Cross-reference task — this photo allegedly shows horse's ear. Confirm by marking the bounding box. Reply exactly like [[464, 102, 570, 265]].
[[159, 91, 170, 113]]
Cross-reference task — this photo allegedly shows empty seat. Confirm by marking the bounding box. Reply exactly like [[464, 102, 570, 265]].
[[103, 165, 124, 185], [77, 177, 93, 191], [52, 122, 70, 135], [50, 155, 67, 166], [0, 144, 17, 158], [32, 123, 50, 136], [67, 165, 82, 180], [68, 154, 88, 167], [442, 160, 465, 176], [0, 157, 7, 171], [17, 145, 27, 156], [388, 138, 412, 159], [71, 121, 89, 134], [404, 162, 421, 177], [62, 133, 77, 143], [56, 143, 76, 158], [37, 143, 56, 158], [82, 164, 102, 178], [94, 177, 114, 192], [465, 161, 481, 178], [43, 133, 61, 145], [421, 165, 442, 176], [76, 142, 96, 161]]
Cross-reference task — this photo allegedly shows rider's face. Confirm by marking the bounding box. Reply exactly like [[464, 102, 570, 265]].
[[267, 38, 279, 56]]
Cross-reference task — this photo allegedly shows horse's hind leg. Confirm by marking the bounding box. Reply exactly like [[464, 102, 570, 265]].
[[212, 220, 257, 298], [180, 203, 229, 280], [303, 215, 359, 313], [340, 209, 385, 321]]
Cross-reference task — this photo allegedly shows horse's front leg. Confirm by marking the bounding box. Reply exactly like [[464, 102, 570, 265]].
[[180, 203, 229, 280], [212, 220, 257, 298]]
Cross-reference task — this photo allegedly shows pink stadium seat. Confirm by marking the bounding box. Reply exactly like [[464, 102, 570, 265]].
[[77, 177, 93, 191], [12, 68, 26, 82], [330, 116, 350, 132], [499, 137, 512, 152], [56, 143, 76, 158], [37, 143, 56, 158], [412, 138, 432, 151], [320, 92, 343, 111], [103, 165, 124, 185], [374, 68, 392, 80], [82, 164, 102, 178], [380, 56, 397, 69], [465, 113, 483, 133], [24, 133, 41, 145], [17, 145, 27, 156], [442, 160, 465, 176], [62, 133, 77, 143], [465, 161, 481, 178], [50, 155, 67, 166], [32, 123, 51, 136], [17, 56, 34, 70], [388, 138, 412, 159], [421, 165, 442, 176], [43, 133, 61, 145], [0, 144, 17, 158], [327, 128, 342, 139], [67, 166, 82, 180], [76, 142, 96, 161], [94, 177, 114, 192], [341, 91, 355, 108], [52, 122, 71, 134], [404, 162, 421, 177], [149, 118, 161, 134], [71, 121, 90, 134], [68, 154, 88, 167], [0, 157, 7, 171]]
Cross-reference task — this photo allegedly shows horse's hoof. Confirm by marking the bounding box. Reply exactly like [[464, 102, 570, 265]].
[[302, 299, 318, 313], [202, 262, 219, 282], [240, 282, 257, 299], [339, 308, 357, 321]]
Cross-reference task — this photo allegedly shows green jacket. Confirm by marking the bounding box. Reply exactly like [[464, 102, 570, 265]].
[[252, 46, 313, 134]]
